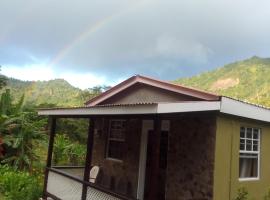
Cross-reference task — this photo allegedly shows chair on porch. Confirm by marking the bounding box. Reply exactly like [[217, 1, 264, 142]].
[[89, 166, 100, 183]]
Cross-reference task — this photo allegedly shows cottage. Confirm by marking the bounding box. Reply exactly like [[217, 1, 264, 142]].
[[39, 75, 270, 200]]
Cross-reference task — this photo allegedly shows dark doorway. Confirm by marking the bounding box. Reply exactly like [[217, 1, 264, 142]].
[[144, 130, 169, 200]]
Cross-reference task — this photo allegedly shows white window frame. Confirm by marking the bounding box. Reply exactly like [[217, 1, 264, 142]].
[[239, 126, 261, 181], [106, 119, 126, 162]]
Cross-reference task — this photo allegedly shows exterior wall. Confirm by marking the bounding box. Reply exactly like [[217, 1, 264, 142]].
[[91, 118, 142, 199], [101, 83, 199, 105], [214, 115, 270, 200], [166, 114, 216, 200]]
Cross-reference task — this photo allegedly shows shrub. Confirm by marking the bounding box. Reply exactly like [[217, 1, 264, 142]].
[[234, 187, 249, 200], [0, 165, 42, 200], [53, 134, 86, 166]]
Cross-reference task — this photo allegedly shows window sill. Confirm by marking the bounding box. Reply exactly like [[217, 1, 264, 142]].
[[105, 158, 123, 163], [239, 177, 260, 182]]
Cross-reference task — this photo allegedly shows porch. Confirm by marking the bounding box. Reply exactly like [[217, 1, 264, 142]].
[[39, 102, 218, 200], [45, 166, 131, 200]]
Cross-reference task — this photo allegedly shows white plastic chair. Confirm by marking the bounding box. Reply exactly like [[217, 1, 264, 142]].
[[89, 166, 100, 183]]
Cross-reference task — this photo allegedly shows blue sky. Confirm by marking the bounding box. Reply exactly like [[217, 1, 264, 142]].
[[1, 0, 270, 89]]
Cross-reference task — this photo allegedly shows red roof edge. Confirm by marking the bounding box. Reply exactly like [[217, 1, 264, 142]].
[[85, 75, 138, 106], [85, 75, 221, 106]]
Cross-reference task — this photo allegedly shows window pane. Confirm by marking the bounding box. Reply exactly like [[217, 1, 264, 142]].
[[240, 127, 245, 138], [240, 144, 245, 151], [239, 156, 258, 178], [108, 141, 124, 160], [110, 130, 125, 140], [253, 129, 259, 139], [109, 120, 126, 140], [246, 128, 252, 138], [253, 145, 258, 151], [246, 144, 252, 151], [246, 139, 252, 144]]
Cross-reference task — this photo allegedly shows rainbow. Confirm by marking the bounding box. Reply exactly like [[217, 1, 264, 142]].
[[48, 0, 149, 68], [47, 14, 115, 68]]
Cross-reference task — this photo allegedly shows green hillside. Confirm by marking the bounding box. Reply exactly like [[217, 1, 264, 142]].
[[2, 56, 270, 107], [174, 56, 270, 107], [3, 78, 86, 107]]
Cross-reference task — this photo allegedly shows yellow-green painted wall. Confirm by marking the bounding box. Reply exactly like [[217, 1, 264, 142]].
[[214, 115, 270, 200]]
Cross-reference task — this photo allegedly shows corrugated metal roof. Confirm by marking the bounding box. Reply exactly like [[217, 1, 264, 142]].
[[39, 97, 270, 112], [38, 102, 158, 111], [222, 96, 270, 111]]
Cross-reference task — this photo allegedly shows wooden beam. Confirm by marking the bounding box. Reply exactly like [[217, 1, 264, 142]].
[[42, 117, 57, 199], [148, 116, 162, 200], [81, 118, 95, 200]]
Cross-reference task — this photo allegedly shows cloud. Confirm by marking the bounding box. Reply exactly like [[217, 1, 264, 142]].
[[58, 72, 107, 89], [2, 65, 55, 81], [0, 0, 270, 83]]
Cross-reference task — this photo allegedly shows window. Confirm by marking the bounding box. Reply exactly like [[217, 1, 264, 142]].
[[239, 127, 261, 180], [106, 120, 126, 161]]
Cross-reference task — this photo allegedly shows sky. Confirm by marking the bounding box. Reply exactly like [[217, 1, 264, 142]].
[[0, 0, 270, 89]]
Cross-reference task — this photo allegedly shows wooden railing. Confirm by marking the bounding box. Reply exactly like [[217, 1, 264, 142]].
[[45, 167, 137, 200]]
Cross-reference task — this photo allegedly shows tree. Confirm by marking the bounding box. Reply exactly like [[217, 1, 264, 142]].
[[53, 134, 86, 166], [0, 90, 47, 171], [52, 134, 71, 165], [81, 85, 111, 103], [0, 66, 7, 89]]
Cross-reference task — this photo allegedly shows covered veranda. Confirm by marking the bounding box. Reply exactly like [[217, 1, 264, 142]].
[[39, 101, 220, 200]]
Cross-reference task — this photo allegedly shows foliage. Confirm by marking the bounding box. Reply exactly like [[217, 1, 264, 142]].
[[174, 56, 270, 107], [67, 142, 86, 165], [53, 134, 86, 166], [0, 89, 47, 171], [233, 187, 249, 200], [56, 118, 88, 142], [0, 165, 42, 200], [0, 66, 7, 89], [2, 77, 109, 107], [53, 134, 71, 164]]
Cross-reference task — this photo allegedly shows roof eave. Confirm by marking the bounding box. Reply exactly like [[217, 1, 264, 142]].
[[39, 98, 270, 123], [38, 101, 221, 116]]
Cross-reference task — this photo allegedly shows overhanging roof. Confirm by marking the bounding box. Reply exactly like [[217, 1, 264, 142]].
[[38, 97, 270, 123], [38, 101, 220, 116]]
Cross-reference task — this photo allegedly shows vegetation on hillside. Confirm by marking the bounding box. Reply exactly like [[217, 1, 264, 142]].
[[0, 72, 97, 199], [174, 56, 270, 107], [0, 89, 47, 171], [0, 56, 270, 199], [3, 77, 110, 107]]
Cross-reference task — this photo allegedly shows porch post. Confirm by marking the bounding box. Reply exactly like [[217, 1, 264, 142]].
[[149, 116, 162, 200], [42, 116, 57, 199], [81, 118, 95, 200]]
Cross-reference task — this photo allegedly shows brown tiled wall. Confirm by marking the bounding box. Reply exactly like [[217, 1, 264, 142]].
[[91, 118, 141, 198], [91, 115, 216, 200], [166, 115, 216, 200]]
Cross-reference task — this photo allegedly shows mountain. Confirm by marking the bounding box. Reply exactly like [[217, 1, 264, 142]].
[[2, 56, 270, 107], [2, 78, 86, 107], [174, 56, 270, 107]]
